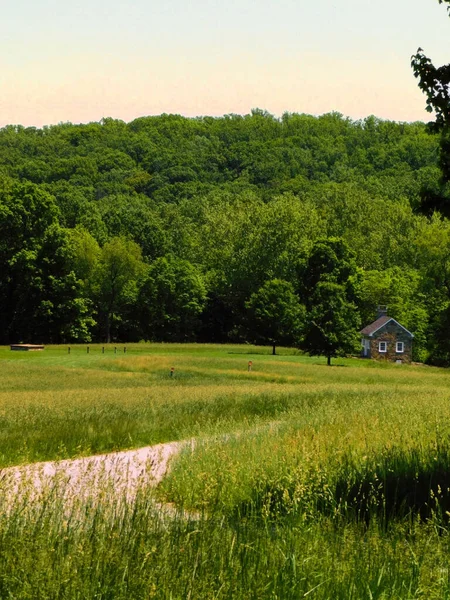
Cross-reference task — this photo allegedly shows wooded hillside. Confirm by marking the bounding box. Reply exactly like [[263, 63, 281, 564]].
[[1, 111, 450, 363]]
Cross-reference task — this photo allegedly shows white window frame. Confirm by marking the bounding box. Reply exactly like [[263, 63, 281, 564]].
[[396, 342, 404, 353], [379, 341, 387, 353]]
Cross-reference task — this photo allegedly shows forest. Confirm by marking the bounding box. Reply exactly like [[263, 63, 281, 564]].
[[1, 109, 450, 364]]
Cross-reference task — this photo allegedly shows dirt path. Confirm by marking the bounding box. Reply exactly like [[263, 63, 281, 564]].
[[0, 422, 282, 516], [1, 440, 188, 510]]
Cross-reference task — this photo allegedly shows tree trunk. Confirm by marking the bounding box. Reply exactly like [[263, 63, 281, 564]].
[[327, 354, 331, 366], [272, 343, 276, 355]]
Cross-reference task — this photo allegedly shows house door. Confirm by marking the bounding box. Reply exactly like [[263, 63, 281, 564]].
[[363, 339, 369, 357]]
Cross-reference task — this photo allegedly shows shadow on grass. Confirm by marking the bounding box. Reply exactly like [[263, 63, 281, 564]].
[[231, 447, 450, 527], [314, 363, 348, 368], [226, 351, 302, 357], [334, 461, 450, 525]]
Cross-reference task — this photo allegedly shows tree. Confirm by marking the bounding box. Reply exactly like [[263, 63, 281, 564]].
[[301, 281, 361, 365], [426, 299, 450, 366], [411, 0, 450, 213], [411, 51, 450, 131], [67, 227, 101, 283], [138, 256, 207, 342], [0, 110, 448, 349], [32, 225, 95, 343], [301, 237, 359, 295], [411, 0, 450, 130], [97, 194, 167, 260], [300, 238, 361, 365], [246, 279, 305, 355], [190, 191, 322, 342], [94, 237, 146, 342], [0, 178, 94, 343]]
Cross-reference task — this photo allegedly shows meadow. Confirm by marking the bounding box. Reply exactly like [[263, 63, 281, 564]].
[[2, 344, 450, 598]]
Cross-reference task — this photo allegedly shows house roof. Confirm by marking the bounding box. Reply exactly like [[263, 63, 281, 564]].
[[360, 316, 414, 338]]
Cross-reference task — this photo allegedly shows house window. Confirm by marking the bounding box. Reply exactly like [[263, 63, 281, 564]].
[[396, 342, 404, 353], [379, 341, 387, 353]]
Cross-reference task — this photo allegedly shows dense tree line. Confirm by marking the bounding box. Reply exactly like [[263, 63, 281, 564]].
[[2, 108, 450, 363]]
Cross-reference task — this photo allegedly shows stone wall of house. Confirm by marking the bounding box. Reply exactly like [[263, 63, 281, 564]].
[[370, 320, 412, 363]]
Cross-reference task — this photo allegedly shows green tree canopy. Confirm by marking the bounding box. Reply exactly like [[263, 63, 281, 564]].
[[302, 237, 359, 295], [246, 279, 305, 355], [301, 281, 361, 366], [0, 111, 446, 354], [0, 179, 92, 343], [93, 237, 146, 342], [300, 238, 361, 365], [138, 256, 207, 342], [411, 0, 450, 213]]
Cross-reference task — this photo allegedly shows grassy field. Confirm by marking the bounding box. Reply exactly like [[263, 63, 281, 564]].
[[2, 344, 450, 598]]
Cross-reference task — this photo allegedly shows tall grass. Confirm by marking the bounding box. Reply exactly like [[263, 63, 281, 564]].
[[1, 343, 449, 467], [0, 479, 450, 599], [161, 386, 450, 520], [2, 344, 450, 597]]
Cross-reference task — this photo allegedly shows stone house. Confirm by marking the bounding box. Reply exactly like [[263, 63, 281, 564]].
[[360, 307, 414, 364]]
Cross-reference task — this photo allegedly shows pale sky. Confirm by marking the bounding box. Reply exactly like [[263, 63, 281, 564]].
[[1, 0, 449, 127]]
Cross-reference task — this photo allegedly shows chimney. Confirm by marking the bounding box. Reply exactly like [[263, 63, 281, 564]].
[[376, 305, 388, 319]]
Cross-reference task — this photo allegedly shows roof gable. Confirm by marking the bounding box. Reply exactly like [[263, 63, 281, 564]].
[[360, 316, 414, 338]]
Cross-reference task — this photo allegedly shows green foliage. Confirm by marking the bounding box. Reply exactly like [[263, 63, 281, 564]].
[[302, 237, 358, 291], [302, 281, 361, 365], [96, 193, 167, 260], [426, 302, 450, 366], [67, 227, 101, 283], [0, 179, 92, 343], [93, 237, 146, 342], [301, 239, 361, 364], [411, 1, 450, 214], [246, 279, 305, 354], [138, 256, 207, 342], [411, 49, 450, 129], [0, 177, 59, 251], [0, 112, 449, 358], [32, 225, 95, 343]]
